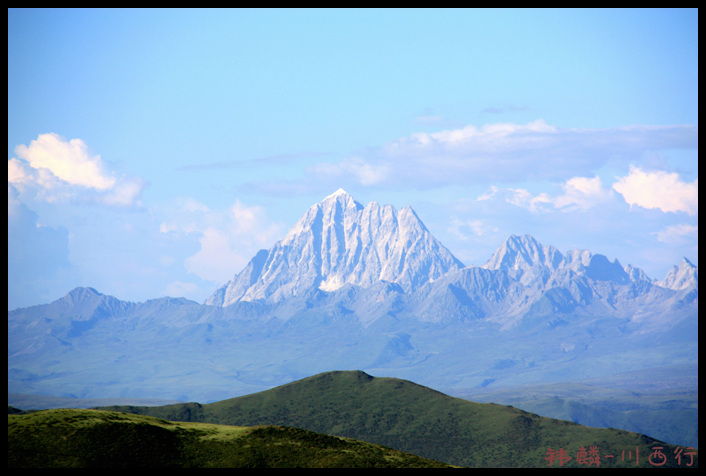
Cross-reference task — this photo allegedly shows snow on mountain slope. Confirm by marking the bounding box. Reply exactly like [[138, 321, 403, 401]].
[[481, 234, 565, 285], [657, 258, 698, 290], [482, 234, 653, 288], [206, 189, 464, 306], [8, 190, 697, 404]]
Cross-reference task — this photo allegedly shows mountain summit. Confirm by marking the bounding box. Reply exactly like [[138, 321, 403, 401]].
[[481, 234, 565, 284], [657, 257, 698, 290], [206, 190, 464, 307]]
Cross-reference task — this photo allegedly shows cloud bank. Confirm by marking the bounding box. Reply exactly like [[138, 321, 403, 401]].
[[160, 198, 284, 284], [305, 120, 697, 190], [8, 133, 145, 207]]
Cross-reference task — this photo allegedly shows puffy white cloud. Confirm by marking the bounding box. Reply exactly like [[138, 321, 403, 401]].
[[14, 133, 115, 190], [8, 133, 144, 206], [161, 198, 284, 283], [185, 228, 246, 283], [553, 176, 613, 210], [500, 170, 698, 217], [8, 157, 69, 201], [613, 166, 698, 215]]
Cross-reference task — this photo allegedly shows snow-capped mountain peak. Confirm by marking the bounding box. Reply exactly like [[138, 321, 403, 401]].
[[482, 235, 650, 286], [206, 190, 464, 306], [481, 234, 564, 284], [657, 257, 698, 290], [283, 188, 363, 243]]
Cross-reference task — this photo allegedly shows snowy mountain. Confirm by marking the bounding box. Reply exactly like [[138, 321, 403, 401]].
[[482, 234, 648, 287], [8, 190, 698, 408], [481, 234, 566, 286], [483, 234, 564, 273], [206, 189, 464, 307], [657, 258, 698, 290]]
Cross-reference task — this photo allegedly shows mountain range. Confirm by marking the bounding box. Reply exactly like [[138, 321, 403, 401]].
[[7, 190, 698, 446]]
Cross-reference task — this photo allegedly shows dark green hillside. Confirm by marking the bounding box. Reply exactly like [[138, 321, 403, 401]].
[[97, 370, 698, 468], [8, 409, 453, 468]]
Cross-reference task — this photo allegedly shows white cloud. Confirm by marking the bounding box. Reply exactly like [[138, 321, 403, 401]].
[[506, 188, 553, 213], [8, 157, 69, 201], [309, 156, 391, 186], [653, 224, 698, 245], [448, 218, 499, 240], [8, 184, 71, 309], [230, 200, 262, 233], [476, 186, 499, 202], [14, 133, 115, 190], [497, 176, 614, 214], [161, 197, 284, 283], [613, 166, 698, 215], [243, 121, 696, 198], [8, 133, 144, 206], [297, 120, 697, 191], [101, 176, 147, 207], [553, 176, 613, 210], [391, 119, 558, 149], [185, 228, 246, 283]]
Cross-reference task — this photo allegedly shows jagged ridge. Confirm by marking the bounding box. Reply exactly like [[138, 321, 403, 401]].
[[207, 189, 464, 306]]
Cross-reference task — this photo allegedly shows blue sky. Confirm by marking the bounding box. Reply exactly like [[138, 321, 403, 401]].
[[8, 8, 698, 309]]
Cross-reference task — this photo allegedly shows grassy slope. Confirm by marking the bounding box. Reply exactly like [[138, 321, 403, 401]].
[[96, 370, 698, 468], [8, 408, 453, 468]]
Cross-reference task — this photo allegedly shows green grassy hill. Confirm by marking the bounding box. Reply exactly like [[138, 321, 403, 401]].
[[8, 408, 453, 468], [95, 370, 698, 468]]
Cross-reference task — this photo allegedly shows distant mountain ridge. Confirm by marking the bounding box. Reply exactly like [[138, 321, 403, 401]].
[[207, 190, 693, 310], [482, 233, 655, 287], [8, 190, 698, 446]]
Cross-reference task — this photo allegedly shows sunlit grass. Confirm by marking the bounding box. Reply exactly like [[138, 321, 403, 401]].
[[8, 408, 454, 468]]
